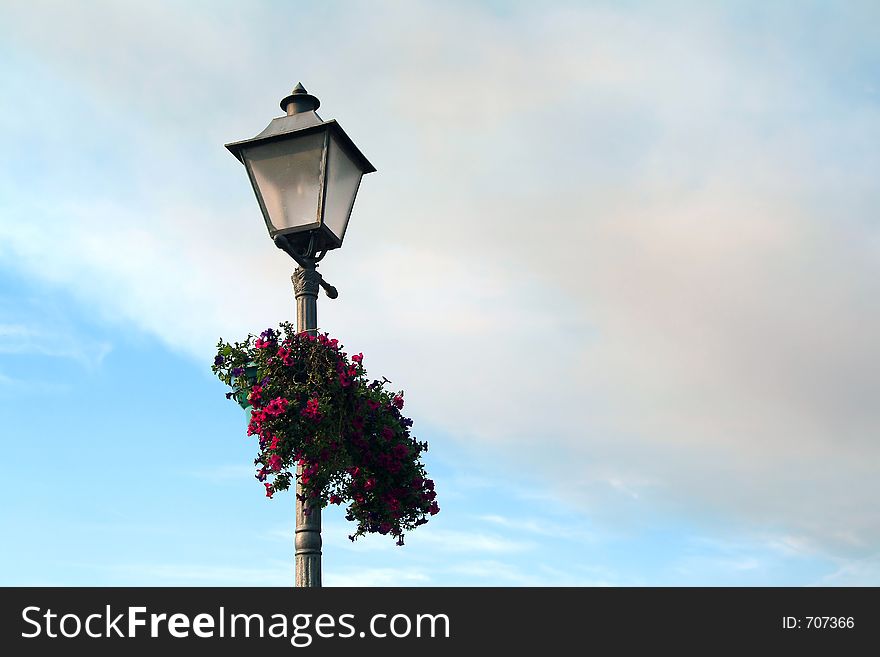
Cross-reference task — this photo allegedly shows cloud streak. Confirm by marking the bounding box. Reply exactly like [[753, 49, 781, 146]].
[[0, 0, 878, 576]]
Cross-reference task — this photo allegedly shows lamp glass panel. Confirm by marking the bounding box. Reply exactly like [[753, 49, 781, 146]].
[[242, 132, 325, 234], [323, 134, 363, 242]]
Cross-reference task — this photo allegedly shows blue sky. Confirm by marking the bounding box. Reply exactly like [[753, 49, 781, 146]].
[[1, 0, 879, 586]]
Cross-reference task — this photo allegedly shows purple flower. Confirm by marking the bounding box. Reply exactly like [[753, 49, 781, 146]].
[[214, 355, 224, 366], [231, 367, 244, 377]]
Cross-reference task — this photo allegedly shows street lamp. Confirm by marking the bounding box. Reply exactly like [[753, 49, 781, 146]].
[[226, 83, 376, 587]]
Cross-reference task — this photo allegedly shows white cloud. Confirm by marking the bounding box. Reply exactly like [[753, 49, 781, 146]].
[[0, 323, 111, 367], [818, 554, 880, 586], [407, 528, 534, 554], [0, 0, 878, 572], [93, 561, 292, 586], [478, 514, 596, 543], [446, 560, 617, 587], [324, 568, 431, 587], [0, 369, 70, 394]]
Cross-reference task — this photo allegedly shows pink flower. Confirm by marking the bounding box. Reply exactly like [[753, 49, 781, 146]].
[[264, 483, 274, 498], [301, 397, 322, 421], [265, 397, 289, 416], [255, 338, 271, 349], [392, 395, 404, 409], [352, 353, 363, 364], [269, 436, 281, 450], [277, 346, 294, 366], [268, 454, 283, 472]]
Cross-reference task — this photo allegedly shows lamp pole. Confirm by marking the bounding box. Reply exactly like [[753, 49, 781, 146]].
[[282, 242, 338, 588], [292, 265, 322, 587]]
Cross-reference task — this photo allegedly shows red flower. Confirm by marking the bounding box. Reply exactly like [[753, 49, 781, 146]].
[[392, 395, 404, 409], [277, 346, 294, 366], [352, 353, 363, 364], [265, 397, 289, 416], [264, 483, 275, 498], [301, 397, 322, 421], [268, 454, 283, 472]]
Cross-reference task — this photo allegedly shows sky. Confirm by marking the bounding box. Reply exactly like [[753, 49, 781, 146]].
[[0, 0, 878, 586]]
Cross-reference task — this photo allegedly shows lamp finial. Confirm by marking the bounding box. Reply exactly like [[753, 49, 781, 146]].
[[280, 83, 320, 115]]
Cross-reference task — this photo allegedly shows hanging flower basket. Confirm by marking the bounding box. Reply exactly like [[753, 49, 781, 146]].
[[231, 364, 259, 410], [212, 323, 438, 545]]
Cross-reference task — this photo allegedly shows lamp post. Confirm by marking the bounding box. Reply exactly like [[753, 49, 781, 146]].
[[225, 83, 376, 587]]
